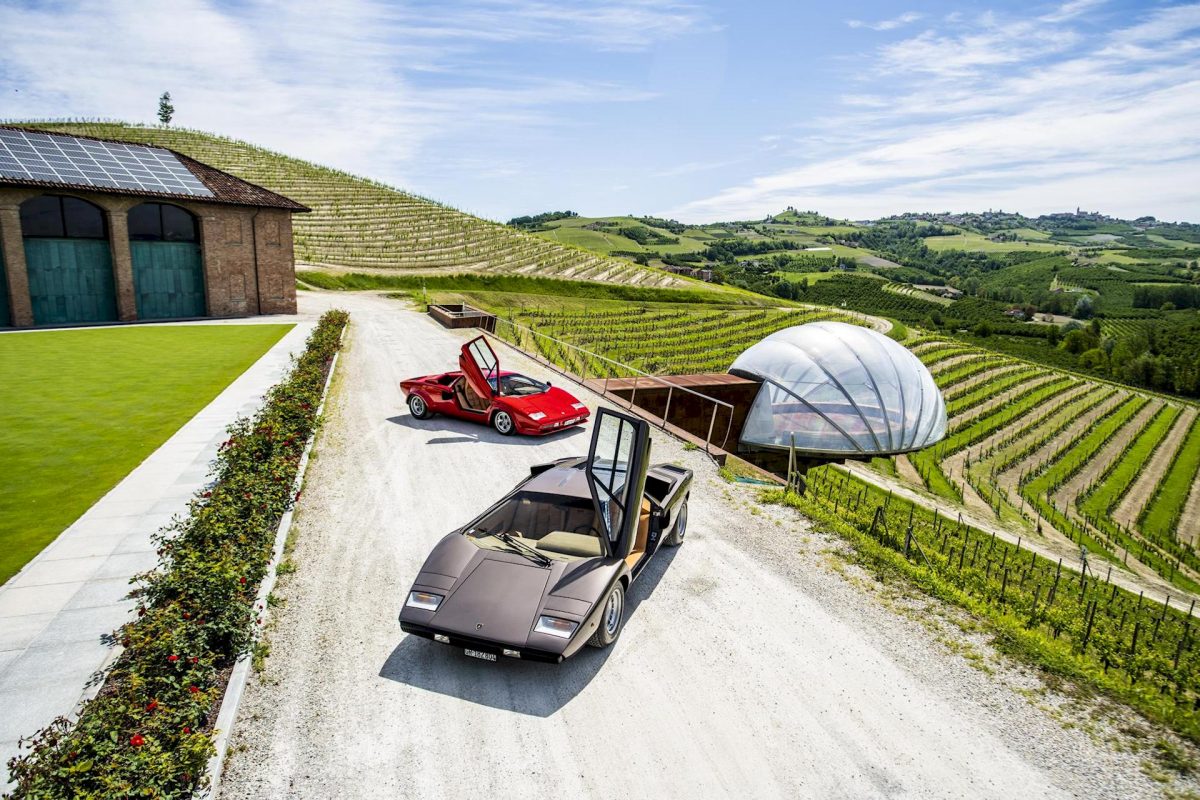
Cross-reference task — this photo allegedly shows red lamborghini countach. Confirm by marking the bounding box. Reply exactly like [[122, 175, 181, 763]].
[[400, 336, 591, 436]]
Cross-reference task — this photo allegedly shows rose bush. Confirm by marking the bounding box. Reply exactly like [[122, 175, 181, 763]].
[[7, 309, 348, 798]]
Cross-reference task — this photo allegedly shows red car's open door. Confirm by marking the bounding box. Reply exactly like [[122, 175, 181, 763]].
[[585, 409, 650, 560], [459, 335, 500, 401]]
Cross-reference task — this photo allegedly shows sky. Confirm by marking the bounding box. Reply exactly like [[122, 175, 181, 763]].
[[0, 0, 1198, 223]]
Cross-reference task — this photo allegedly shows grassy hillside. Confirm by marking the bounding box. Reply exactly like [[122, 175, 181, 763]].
[[903, 335, 1200, 592], [26, 122, 691, 288]]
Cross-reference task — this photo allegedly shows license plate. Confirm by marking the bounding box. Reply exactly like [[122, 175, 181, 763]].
[[465, 648, 496, 662]]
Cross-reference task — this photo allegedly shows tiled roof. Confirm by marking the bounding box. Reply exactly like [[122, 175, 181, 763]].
[[0, 126, 309, 212]]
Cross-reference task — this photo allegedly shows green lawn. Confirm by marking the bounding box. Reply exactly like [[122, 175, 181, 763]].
[[0, 324, 293, 583]]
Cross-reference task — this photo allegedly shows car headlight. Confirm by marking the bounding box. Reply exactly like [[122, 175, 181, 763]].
[[528, 412, 547, 421], [406, 591, 443, 611], [534, 615, 578, 639], [571, 403, 586, 411]]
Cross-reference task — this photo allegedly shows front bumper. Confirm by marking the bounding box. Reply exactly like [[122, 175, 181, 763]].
[[400, 621, 566, 664], [517, 414, 590, 436]]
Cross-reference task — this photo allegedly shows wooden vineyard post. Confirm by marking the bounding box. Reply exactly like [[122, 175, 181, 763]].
[[1175, 611, 1193, 671], [1129, 622, 1141, 683], [1154, 595, 1170, 642], [1081, 600, 1097, 653]]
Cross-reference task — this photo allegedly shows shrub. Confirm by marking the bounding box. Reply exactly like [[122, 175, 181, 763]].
[[7, 310, 349, 798]]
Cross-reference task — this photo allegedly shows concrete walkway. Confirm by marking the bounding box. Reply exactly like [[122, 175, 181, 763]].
[[0, 314, 315, 778]]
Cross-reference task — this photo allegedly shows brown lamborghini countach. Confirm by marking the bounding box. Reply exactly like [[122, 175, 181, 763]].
[[399, 408, 692, 663]]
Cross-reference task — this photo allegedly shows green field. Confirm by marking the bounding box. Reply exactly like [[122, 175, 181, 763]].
[[923, 232, 1067, 252], [537, 216, 710, 255], [772, 270, 881, 285], [0, 324, 292, 582]]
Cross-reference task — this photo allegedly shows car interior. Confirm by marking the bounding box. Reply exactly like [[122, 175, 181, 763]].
[[467, 491, 650, 563], [498, 374, 549, 396], [453, 376, 491, 412]]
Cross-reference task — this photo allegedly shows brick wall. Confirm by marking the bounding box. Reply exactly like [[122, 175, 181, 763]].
[[0, 186, 298, 326]]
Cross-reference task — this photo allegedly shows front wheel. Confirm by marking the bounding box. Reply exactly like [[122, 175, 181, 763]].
[[492, 411, 515, 436], [408, 394, 432, 420], [588, 582, 625, 648], [665, 497, 688, 547]]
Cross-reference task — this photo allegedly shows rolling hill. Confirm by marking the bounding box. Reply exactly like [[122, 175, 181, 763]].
[[25, 123, 693, 288]]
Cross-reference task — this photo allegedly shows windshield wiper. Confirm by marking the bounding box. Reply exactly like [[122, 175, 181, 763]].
[[495, 532, 552, 567]]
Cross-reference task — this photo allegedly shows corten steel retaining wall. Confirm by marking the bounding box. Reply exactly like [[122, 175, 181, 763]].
[[0, 186, 297, 327], [427, 303, 496, 331], [596, 374, 760, 451]]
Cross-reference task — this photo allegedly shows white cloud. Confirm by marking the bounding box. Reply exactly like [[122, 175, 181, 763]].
[[876, 18, 1079, 78], [1039, 0, 1106, 23], [670, 5, 1200, 223], [0, 0, 703, 186], [847, 11, 922, 31]]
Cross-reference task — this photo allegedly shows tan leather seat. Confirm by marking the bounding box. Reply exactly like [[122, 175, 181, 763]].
[[537, 531, 603, 559], [455, 379, 490, 412]]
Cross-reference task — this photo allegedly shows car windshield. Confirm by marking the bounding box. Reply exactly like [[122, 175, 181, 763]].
[[497, 374, 549, 397], [465, 490, 602, 561]]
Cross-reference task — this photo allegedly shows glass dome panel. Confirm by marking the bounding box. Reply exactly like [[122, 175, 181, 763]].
[[729, 320, 947, 456]]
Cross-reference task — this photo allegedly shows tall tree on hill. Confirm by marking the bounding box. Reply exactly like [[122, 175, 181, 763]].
[[157, 92, 174, 126]]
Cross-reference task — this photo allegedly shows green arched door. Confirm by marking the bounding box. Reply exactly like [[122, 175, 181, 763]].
[[129, 203, 205, 319], [21, 195, 117, 325]]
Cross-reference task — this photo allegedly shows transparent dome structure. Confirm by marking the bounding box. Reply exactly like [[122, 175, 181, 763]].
[[729, 321, 947, 456]]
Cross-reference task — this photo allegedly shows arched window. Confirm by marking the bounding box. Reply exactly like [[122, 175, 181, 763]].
[[128, 202, 197, 243], [19, 195, 106, 239]]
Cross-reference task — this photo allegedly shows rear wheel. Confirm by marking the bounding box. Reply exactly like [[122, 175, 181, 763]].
[[492, 410, 515, 436], [665, 497, 688, 547], [408, 394, 432, 420], [588, 582, 625, 648]]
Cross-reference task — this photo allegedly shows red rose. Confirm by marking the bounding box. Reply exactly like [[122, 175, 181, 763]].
[[146, 700, 158, 712], [189, 657, 198, 665], [167, 655, 179, 663], [130, 734, 145, 747], [183, 727, 191, 734], [295, 491, 302, 502], [183, 612, 191, 619], [189, 685, 199, 694], [240, 576, 247, 585]]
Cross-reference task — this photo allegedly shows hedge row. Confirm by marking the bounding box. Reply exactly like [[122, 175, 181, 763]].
[[7, 309, 349, 798]]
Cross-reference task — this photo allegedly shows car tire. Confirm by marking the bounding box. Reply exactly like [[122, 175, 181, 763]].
[[588, 582, 625, 648], [492, 410, 515, 436], [408, 394, 433, 420], [664, 497, 688, 547]]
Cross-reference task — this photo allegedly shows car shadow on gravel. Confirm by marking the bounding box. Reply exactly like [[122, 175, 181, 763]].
[[378, 544, 681, 716], [386, 414, 588, 447]]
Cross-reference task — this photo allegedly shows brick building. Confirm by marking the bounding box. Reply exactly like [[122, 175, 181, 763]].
[[0, 126, 308, 327]]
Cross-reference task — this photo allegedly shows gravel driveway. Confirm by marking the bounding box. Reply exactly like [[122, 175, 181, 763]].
[[220, 292, 1180, 799]]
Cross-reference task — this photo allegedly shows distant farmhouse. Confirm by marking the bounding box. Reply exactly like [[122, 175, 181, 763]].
[[0, 126, 308, 327]]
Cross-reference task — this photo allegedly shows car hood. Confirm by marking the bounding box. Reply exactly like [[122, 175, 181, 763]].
[[402, 534, 617, 649], [502, 386, 588, 418]]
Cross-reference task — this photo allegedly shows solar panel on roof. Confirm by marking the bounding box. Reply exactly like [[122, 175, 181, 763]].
[[0, 128, 213, 198]]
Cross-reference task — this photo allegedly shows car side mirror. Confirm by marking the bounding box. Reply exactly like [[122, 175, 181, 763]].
[[546, 380, 552, 387]]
